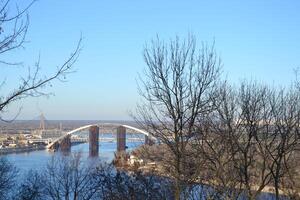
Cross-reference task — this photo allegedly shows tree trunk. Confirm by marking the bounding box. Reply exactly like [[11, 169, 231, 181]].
[[175, 180, 181, 200]]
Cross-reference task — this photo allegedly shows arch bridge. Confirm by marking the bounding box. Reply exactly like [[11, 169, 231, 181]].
[[46, 124, 155, 157]]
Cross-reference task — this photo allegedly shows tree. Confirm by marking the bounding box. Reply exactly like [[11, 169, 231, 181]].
[[0, 157, 18, 200], [0, 0, 81, 121], [267, 86, 300, 199], [41, 153, 100, 200], [16, 153, 174, 200], [202, 82, 275, 199], [193, 83, 243, 200], [16, 170, 45, 200], [16, 153, 101, 200], [0, 1, 81, 197], [133, 34, 221, 200], [198, 81, 300, 200], [94, 163, 174, 200]]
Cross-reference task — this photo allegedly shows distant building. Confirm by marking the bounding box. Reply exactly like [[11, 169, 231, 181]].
[[32, 113, 65, 139], [33, 129, 64, 139]]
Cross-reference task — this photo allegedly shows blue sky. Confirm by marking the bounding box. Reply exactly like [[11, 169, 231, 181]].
[[1, 0, 300, 120]]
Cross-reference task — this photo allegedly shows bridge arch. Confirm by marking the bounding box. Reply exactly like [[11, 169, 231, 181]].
[[46, 123, 154, 156]]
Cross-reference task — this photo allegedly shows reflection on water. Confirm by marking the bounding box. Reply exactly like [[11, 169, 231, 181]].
[[4, 140, 142, 175]]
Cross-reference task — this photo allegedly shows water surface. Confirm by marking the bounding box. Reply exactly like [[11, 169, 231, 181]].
[[4, 140, 142, 174]]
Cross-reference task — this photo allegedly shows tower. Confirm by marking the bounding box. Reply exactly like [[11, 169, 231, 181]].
[[40, 113, 45, 130]]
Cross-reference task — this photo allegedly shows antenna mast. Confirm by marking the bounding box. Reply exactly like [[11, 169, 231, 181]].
[[40, 113, 45, 130]]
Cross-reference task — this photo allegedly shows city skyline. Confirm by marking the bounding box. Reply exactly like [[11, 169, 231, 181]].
[[1, 0, 300, 120]]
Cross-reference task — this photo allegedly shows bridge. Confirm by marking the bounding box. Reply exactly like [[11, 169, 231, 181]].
[[46, 124, 155, 156]]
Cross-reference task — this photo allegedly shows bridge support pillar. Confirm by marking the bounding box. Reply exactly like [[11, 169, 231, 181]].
[[60, 135, 71, 153], [89, 126, 99, 157], [117, 126, 126, 152], [145, 135, 154, 146]]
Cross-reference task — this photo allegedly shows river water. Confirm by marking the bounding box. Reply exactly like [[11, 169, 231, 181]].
[[4, 139, 142, 175], [2, 137, 280, 200]]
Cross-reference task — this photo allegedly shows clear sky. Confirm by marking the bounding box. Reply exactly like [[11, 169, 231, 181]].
[[1, 0, 300, 120]]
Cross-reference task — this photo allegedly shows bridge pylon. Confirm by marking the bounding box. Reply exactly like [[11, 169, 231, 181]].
[[47, 123, 154, 156], [117, 126, 126, 152], [60, 135, 71, 153], [89, 125, 99, 157]]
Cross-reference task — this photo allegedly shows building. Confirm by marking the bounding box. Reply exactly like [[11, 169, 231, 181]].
[[33, 129, 64, 139]]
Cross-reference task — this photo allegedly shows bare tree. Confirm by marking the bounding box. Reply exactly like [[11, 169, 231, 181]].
[[94, 163, 174, 200], [266, 86, 300, 199], [0, 157, 18, 200], [133, 34, 221, 200], [16, 170, 45, 200], [16, 154, 174, 200], [0, 0, 82, 121], [198, 81, 300, 200], [0, 0, 34, 59], [230, 82, 274, 199], [41, 153, 100, 200], [16, 153, 102, 200], [205, 82, 275, 199], [132, 35, 300, 199]]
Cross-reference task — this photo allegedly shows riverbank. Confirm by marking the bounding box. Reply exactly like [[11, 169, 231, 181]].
[[0, 145, 46, 155], [114, 144, 300, 199]]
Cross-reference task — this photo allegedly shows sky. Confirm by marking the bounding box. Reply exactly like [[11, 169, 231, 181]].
[[1, 0, 300, 120]]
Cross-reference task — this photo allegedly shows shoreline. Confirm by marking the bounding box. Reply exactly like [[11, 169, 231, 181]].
[[0, 145, 46, 155]]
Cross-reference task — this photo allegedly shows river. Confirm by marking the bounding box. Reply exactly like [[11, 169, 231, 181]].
[[3, 139, 143, 175]]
